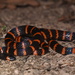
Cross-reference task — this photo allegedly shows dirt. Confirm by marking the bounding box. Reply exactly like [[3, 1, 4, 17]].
[[0, 0, 75, 75]]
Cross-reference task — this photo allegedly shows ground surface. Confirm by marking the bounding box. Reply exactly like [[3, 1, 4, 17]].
[[0, 1, 75, 75]]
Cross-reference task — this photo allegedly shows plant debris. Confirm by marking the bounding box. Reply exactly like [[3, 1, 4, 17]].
[[0, 0, 40, 9]]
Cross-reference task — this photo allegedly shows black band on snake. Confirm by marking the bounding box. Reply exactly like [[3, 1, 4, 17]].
[[0, 25, 75, 61]]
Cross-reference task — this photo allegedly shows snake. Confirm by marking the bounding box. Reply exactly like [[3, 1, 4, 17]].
[[0, 25, 75, 61]]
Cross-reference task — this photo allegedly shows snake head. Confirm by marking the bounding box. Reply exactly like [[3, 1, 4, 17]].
[[0, 47, 16, 61]]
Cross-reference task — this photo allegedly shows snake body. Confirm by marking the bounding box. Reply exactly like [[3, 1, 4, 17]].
[[0, 25, 75, 61]]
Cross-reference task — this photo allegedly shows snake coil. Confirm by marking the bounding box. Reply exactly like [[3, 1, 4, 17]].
[[0, 25, 75, 61]]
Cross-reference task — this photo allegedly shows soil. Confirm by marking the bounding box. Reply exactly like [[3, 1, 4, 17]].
[[0, 0, 75, 75]]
